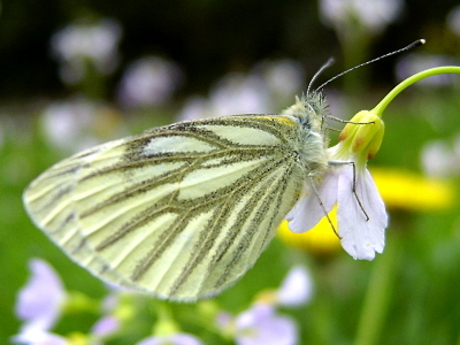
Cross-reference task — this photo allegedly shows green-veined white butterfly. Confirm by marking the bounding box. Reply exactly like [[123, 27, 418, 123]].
[[23, 92, 329, 301], [23, 41, 423, 302]]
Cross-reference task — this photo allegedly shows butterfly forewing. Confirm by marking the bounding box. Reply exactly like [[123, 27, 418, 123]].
[[23, 114, 307, 301]]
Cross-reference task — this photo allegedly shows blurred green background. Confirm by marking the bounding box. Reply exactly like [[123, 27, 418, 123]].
[[1, 0, 460, 344]]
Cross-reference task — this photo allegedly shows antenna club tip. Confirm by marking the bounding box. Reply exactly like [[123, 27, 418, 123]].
[[405, 39, 426, 50]]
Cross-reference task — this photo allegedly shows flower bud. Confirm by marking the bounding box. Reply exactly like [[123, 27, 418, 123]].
[[339, 110, 385, 160]]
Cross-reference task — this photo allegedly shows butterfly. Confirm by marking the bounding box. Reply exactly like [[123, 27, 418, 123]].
[[23, 91, 330, 302]]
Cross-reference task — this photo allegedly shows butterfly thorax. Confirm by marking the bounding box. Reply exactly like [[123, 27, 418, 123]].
[[281, 93, 329, 180]]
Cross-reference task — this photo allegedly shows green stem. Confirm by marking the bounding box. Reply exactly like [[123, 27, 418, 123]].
[[354, 237, 399, 345], [373, 66, 460, 116]]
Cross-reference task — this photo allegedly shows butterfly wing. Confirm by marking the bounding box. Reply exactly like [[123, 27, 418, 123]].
[[23, 115, 306, 301]]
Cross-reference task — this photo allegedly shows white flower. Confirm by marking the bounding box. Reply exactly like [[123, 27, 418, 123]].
[[12, 329, 68, 345], [421, 135, 460, 178], [320, 0, 404, 34], [41, 98, 97, 151], [15, 259, 66, 334], [178, 96, 213, 122], [286, 65, 460, 260], [258, 59, 305, 103], [51, 18, 122, 84], [41, 97, 123, 152], [178, 59, 304, 122], [177, 73, 270, 122], [234, 304, 298, 345], [396, 53, 460, 86], [447, 5, 460, 36], [209, 61, 306, 115], [117, 56, 184, 108], [276, 265, 313, 307], [91, 315, 120, 338], [287, 111, 388, 260], [209, 73, 271, 116], [12, 259, 67, 344], [136, 333, 203, 345]]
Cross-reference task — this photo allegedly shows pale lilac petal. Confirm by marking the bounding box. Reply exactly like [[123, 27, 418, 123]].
[[15, 259, 66, 333], [169, 334, 204, 345], [11, 329, 68, 345], [216, 311, 233, 329], [136, 333, 203, 345], [136, 337, 161, 345], [100, 292, 119, 313], [235, 304, 297, 345], [337, 167, 388, 260], [277, 265, 313, 307], [286, 169, 339, 233], [91, 315, 120, 336], [117, 56, 184, 108]]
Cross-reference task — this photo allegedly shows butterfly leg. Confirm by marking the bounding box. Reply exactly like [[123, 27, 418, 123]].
[[307, 174, 341, 239], [328, 161, 370, 222]]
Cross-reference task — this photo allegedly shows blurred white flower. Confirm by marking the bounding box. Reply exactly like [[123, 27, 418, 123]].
[[258, 59, 305, 103], [421, 135, 460, 178], [117, 56, 184, 108], [178, 59, 305, 121], [12, 330, 68, 345], [91, 315, 120, 338], [13, 259, 66, 344], [136, 333, 204, 345], [210, 73, 271, 116], [13, 259, 125, 345], [447, 5, 460, 36], [178, 73, 269, 121], [41, 97, 123, 152], [234, 304, 298, 345], [42, 98, 94, 150], [51, 18, 122, 84], [396, 53, 460, 86], [217, 265, 309, 345], [320, 0, 404, 34], [178, 96, 213, 121], [276, 265, 313, 307]]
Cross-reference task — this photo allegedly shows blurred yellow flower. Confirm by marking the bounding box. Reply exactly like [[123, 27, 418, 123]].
[[278, 167, 455, 255], [370, 167, 455, 211], [278, 207, 341, 256]]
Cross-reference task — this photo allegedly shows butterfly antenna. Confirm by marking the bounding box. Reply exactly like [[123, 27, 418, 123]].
[[314, 39, 426, 92], [307, 57, 335, 94]]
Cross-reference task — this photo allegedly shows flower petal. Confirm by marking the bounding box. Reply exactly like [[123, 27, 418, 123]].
[[277, 265, 313, 307], [337, 166, 388, 260], [11, 329, 68, 345], [286, 170, 339, 233], [15, 259, 66, 333], [235, 305, 297, 345], [136, 334, 204, 345], [91, 315, 120, 337]]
